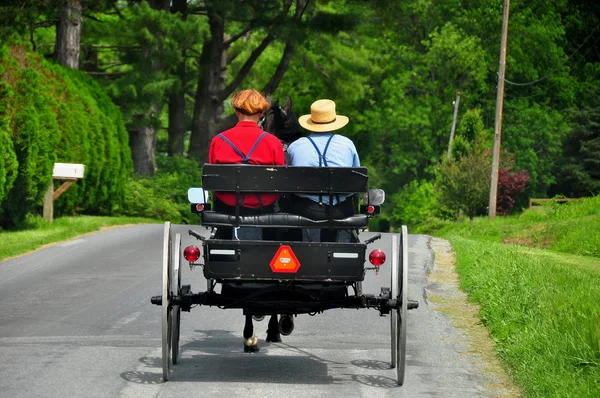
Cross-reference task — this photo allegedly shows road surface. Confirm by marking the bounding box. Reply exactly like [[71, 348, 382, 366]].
[[0, 224, 509, 397]]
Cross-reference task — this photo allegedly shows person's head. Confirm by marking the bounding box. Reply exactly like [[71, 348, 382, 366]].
[[298, 99, 349, 133], [231, 89, 270, 121]]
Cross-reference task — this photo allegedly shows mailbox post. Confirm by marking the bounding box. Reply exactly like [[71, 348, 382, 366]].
[[43, 163, 85, 222]]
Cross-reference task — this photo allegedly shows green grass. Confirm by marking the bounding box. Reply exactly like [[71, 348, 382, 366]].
[[435, 196, 600, 258], [435, 196, 600, 397], [0, 215, 158, 262]]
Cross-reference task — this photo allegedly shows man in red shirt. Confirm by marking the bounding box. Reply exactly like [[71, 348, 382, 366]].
[[209, 89, 284, 215], [209, 89, 284, 353]]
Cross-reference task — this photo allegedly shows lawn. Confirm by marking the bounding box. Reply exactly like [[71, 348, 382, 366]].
[[435, 196, 600, 397]]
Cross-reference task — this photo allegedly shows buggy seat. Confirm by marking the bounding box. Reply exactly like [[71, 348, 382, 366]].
[[199, 164, 370, 229], [194, 164, 374, 282]]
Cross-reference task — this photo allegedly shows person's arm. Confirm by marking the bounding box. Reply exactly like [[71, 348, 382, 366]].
[[208, 137, 217, 164], [273, 139, 285, 165], [351, 143, 360, 167]]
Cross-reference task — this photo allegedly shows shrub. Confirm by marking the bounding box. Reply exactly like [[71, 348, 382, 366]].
[[497, 168, 530, 215], [0, 42, 132, 228], [434, 144, 492, 222], [389, 180, 438, 229], [369, 216, 390, 232], [118, 154, 203, 224]]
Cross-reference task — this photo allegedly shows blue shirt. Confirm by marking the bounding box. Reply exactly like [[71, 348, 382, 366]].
[[287, 132, 360, 205]]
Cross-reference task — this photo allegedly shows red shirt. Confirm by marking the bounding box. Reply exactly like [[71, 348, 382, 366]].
[[209, 121, 284, 208]]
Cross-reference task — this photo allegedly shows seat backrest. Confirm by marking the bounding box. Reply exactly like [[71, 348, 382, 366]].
[[201, 164, 368, 194]]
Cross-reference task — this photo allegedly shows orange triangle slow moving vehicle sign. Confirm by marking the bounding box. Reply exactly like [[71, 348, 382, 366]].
[[269, 245, 301, 273]]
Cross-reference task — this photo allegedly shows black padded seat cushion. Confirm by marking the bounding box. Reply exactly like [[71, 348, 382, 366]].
[[201, 211, 368, 228]]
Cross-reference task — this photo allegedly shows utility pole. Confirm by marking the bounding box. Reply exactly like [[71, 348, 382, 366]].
[[447, 92, 461, 158], [489, 0, 510, 220]]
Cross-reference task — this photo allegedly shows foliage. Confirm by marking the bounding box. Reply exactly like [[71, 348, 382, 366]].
[[85, 2, 202, 128], [496, 168, 530, 215], [368, 215, 390, 233], [3, 0, 600, 223], [435, 195, 600, 396], [0, 61, 18, 205], [118, 154, 202, 224], [552, 101, 600, 197], [389, 180, 438, 229], [436, 195, 600, 258], [0, 41, 132, 228], [434, 143, 492, 222], [439, 236, 600, 397]]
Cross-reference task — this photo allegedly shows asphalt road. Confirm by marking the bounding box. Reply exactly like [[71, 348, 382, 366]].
[[0, 224, 498, 397]]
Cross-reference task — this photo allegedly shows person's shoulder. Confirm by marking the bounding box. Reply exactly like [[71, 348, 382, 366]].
[[287, 136, 309, 151], [334, 134, 356, 146], [262, 131, 283, 146], [215, 127, 235, 139]]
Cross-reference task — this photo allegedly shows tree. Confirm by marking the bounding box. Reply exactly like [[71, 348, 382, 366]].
[[55, 0, 82, 68], [188, 0, 310, 163], [434, 142, 492, 222]]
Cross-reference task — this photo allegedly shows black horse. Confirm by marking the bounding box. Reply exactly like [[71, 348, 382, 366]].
[[261, 96, 302, 153], [241, 96, 302, 352]]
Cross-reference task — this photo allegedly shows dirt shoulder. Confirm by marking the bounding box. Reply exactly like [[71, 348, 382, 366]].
[[427, 237, 522, 398]]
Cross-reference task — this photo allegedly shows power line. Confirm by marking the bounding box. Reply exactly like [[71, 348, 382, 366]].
[[503, 23, 600, 87]]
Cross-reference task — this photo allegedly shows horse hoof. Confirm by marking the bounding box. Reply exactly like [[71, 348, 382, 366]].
[[266, 333, 282, 343], [244, 344, 260, 353]]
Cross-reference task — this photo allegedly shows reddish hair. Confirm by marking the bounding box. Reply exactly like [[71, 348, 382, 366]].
[[231, 89, 269, 115]]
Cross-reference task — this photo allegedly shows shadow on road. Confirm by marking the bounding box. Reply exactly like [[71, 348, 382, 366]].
[[121, 329, 399, 388]]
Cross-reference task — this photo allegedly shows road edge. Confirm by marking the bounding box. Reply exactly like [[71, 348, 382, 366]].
[[426, 236, 522, 398]]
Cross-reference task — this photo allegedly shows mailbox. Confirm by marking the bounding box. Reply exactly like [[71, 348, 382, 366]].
[[53, 163, 85, 179]]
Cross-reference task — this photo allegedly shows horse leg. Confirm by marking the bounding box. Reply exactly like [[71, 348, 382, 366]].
[[266, 313, 281, 343], [243, 314, 259, 353]]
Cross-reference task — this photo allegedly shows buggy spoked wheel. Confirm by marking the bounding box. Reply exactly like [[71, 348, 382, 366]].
[[390, 234, 400, 369], [161, 222, 173, 381], [172, 233, 182, 365], [396, 226, 409, 386]]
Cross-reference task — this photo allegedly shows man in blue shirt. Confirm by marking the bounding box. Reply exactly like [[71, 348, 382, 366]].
[[287, 99, 360, 242]]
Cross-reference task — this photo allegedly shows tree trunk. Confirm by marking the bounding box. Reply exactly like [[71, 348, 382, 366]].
[[129, 110, 159, 176], [168, 90, 186, 156], [128, 0, 170, 175], [167, 0, 188, 157], [189, 11, 226, 163], [55, 0, 82, 69]]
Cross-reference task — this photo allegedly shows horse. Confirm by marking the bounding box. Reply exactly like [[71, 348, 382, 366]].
[[241, 96, 302, 353], [261, 95, 303, 152]]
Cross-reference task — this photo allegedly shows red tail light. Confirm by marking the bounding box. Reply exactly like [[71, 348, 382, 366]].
[[369, 249, 386, 266], [183, 245, 200, 262]]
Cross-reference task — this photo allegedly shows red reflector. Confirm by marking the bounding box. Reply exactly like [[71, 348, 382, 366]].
[[196, 204, 205, 211], [184, 245, 200, 262], [269, 245, 301, 273], [369, 249, 386, 266], [367, 205, 375, 214]]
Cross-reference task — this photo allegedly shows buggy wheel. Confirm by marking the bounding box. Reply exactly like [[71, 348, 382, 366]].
[[161, 222, 173, 381], [172, 233, 182, 365], [390, 234, 400, 369], [396, 226, 409, 386]]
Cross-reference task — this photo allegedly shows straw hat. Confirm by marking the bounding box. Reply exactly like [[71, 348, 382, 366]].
[[298, 99, 349, 132]]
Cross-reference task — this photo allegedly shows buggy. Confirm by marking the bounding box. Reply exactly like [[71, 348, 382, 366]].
[[151, 164, 418, 384]]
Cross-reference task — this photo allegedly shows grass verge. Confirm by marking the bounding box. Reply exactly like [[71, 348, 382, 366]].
[[436, 235, 600, 397], [0, 215, 158, 262], [433, 196, 600, 258]]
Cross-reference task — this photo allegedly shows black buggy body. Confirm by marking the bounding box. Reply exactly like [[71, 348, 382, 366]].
[[151, 164, 417, 384]]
